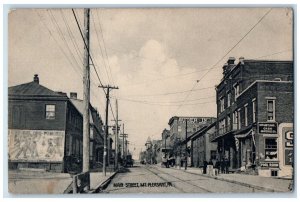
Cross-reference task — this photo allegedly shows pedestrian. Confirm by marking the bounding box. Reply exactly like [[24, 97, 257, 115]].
[[203, 160, 208, 174], [214, 159, 220, 175], [207, 159, 214, 176], [220, 158, 225, 174], [225, 157, 229, 174]]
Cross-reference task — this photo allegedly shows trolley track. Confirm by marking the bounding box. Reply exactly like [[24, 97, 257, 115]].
[[145, 166, 212, 193]]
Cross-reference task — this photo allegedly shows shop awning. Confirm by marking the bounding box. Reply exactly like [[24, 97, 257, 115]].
[[235, 129, 252, 139]]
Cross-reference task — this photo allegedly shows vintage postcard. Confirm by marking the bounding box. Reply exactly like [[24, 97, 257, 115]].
[[7, 7, 294, 194]]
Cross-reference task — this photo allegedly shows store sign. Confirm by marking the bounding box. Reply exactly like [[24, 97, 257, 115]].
[[282, 126, 293, 166], [285, 131, 293, 147], [8, 129, 65, 162], [284, 150, 293, 166], [179, 117, 210, 123], [260, 162, 279, 168], [258, 122, 277, 134]]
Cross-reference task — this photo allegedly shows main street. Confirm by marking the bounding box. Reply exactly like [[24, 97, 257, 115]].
[[102, 164, 266, 194]]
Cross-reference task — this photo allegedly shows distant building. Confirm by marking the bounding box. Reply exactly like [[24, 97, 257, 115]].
[[69, 97, 105, 169], [210, 58, 293, 177], [168, 116, 216, 159], [161, 129, 171, 158], [8, 74, 105, 173], [189, 121, 217, 168]]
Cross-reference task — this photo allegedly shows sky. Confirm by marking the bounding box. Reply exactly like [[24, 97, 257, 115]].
[[8, 8, 293, 159]]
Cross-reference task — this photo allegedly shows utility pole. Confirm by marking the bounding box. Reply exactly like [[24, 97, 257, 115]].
[[185, 119, 188, 170], [113, 99, 122, 170], [83, 8, 90, 174], [126, 140, 129, 156], [99, 85, 118, 176], [122, 124, 125, 158]]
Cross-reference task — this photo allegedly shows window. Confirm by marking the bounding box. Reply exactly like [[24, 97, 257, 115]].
[[233, 111, 238, 130], [234, 83, 240, 101], [46, 104, 55, 119], [220, 97, 225, 112], [227, 114, 231, 128], [265, 138, 278, 160], [178, 126, 182, 132], [252, 99, 256, 123], [244, 104, 248, 126], [227, 92, 231, 107], [219, 119, 226, 134], [267, 99, 275, 121], [237, 109, 241, 130], [271, 170, 278, 177]]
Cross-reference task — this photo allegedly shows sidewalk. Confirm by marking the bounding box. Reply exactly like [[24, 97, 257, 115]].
[[169, 166, 292, 192], [8, 169, 118, 194]]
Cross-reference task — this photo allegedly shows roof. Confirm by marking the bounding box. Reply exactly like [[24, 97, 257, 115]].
[[69, 98, 94, 124], [146, 136, 152, 143], [189, 121, 217, 141], [8, 81, 67, 98]]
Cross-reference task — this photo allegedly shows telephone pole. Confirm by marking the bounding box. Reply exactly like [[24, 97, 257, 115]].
[[99, 85, 118, 176], [83, 8, 90, 174], [114, 99, 122, 170], [185, 119, 188, 170]]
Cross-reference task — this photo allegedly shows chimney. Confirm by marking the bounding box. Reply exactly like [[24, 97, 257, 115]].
[[239, 57, 245, 65], [70, 92, 77, 99], [33, 74, 39, 84], [227, 57, 236, 65], [222, 63, 229, 75]]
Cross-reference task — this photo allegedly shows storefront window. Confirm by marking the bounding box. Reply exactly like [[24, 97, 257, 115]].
[[265, 138, 278, 160]]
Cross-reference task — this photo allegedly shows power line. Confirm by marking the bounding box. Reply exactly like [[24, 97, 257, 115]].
[[253, 49, 292, 60], [119, 98, 214, 107], [60, 10, 84, 66], [174, 8, 273, 114], [91, 10, 112, 85], [72, 9, 105, 89], [96, 10, 115, 86], [117, 95, 215, 104], [121, 86, 215, 98], [109, 101, 116, 121], [47, 10, 82, 71], [35, 10, 82, 77]]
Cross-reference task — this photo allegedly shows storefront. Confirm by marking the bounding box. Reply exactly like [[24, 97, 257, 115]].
[[256, 122, 293, 178], [235, 129, 256, 171]]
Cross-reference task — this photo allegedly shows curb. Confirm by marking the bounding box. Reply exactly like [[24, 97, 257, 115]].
[[170, 167, 286, 193], [89, 170, 119, 193]]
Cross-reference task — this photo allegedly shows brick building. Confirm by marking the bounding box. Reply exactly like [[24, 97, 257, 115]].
[[168, 116, 216, 166], [210, 58, 293, 177], [189, 121, 217, 168], [161, 129, 171, 158], [69, 97, 105, 170], [8, 75, 105, 173]]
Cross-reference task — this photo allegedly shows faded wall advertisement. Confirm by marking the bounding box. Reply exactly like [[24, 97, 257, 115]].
[[8, 129, 65, 162]]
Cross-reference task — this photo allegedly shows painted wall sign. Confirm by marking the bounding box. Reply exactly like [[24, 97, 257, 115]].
[[8, 129, 65, 162], [258, 122, 277, 134]]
